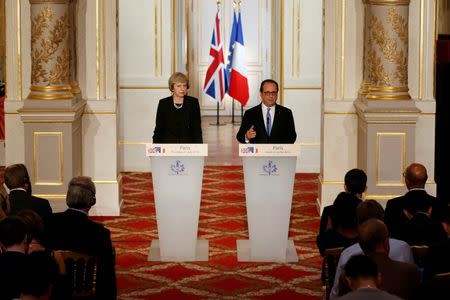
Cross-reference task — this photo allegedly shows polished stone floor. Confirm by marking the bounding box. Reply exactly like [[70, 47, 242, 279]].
[[201, 116, 242, 166]]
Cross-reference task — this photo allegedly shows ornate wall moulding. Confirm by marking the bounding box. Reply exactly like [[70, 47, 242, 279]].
[[365, 0, 410, 6]]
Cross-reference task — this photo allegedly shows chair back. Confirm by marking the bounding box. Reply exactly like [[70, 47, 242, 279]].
[[56, 250, 97, 299], [419, 272, 450, 298], [322, 247, 344, 300], [410, 245, 429, 268]]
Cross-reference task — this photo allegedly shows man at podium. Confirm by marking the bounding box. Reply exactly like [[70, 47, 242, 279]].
[[236, 79, 296, 144]]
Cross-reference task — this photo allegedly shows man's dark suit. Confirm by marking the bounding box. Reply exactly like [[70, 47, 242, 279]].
[[385, 189, 446, 239], [9, 189, 52, 218], [0, 251, 26, 300], [423, 237, 450, 280], [43, 209, 116, 299], [236, 103, 296, 144], [152, 96, 202, 143], [371, 253, 420, 300]]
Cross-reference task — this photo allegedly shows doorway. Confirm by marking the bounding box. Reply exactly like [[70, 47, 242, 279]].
[[435, 0, 450, 201]]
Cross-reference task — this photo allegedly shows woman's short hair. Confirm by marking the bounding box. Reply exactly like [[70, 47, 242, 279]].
[[168, 72, 189, 92]]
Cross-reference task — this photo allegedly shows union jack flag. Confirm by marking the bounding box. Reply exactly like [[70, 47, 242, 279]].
[[203, 10, 227, 102]]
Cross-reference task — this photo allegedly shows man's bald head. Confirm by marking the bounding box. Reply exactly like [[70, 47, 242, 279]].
[[404, 163, 428, 189]]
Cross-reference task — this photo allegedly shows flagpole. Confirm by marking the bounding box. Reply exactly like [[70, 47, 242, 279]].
[[231, 98, 235, 123], [209, 0, 226, 126], [209, 101, 226, 126], [230, 1, 241, 126]]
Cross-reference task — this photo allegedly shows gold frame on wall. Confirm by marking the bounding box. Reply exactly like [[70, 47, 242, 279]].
[[33, 131, 64, 186]]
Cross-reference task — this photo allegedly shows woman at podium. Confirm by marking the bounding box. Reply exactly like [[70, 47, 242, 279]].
[[153, 72, 203, 143]]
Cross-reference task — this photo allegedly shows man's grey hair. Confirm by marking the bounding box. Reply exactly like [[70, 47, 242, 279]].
[[66, 176, 96, 209]]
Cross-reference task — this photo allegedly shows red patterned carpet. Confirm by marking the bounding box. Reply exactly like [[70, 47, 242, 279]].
[[96, 166, 323, 299]]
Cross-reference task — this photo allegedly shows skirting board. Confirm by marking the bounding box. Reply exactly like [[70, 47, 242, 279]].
[[236, 239, 299, 262], [148, 239, 209, 262]]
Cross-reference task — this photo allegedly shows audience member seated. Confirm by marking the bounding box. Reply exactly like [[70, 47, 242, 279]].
[[330, 200, 413, 299], [0, 216, 29, 299], [423, 207, 450, 280], [400, 196, 447, 246], [320, 169, 367, 235], [20, 251, 60, 300], [317, 192, 361, 256], [16, 209, 46, 253], [343, 219, 420, 300], [337, 254, 403, 300], [385, 163, 446, 239], [16, 210, 71, 299], [5, 164, 52, 218], [43, 176, 117, 299]]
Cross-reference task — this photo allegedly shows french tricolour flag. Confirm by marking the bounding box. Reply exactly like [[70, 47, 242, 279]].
[[227, 11, 249, 106], [225, 11, 238, 93], [204, 11, 227, 102]]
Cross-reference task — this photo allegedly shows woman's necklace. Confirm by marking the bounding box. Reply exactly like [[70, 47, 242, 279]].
[[173, 96, 184, 109]]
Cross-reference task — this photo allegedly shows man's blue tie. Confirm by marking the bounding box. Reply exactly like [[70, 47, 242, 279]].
[[266, 107, 271, 136]]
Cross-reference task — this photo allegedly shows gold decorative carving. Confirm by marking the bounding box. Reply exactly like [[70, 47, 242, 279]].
[[393, 54, 407, 85], [30, 1, 70, 4], [30, 6, 53, 46], [366, 93, 411, 100], [369, 14, 401, 63], [366, 0, 410, 6], [30, 5, 71, 85], [387, 7, 408, 45], [368, 86, 408, 92], [28, 93, 73, 100], [31, 6, 53, 83], [47, 48, 70, 84], [366, 49, 391, 86], [70, 81, 80, 94], [31, 85, 71, 92], [367, 12, 408, 86]]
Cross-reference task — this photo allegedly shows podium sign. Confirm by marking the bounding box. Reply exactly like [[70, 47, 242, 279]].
[[146, 144, 208, 261], [238, 144, 300, 262]]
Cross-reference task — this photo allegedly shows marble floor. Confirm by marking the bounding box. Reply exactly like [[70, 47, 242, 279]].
[[201, 116, 242, 166]]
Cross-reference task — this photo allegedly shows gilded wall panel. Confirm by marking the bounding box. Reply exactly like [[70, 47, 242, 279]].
[[375, 132, 406, 186], [33, 131, 64, 185]]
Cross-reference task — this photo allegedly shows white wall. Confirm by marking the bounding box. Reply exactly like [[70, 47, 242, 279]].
[[118, 0, 174, 171], [118, 0, 323, 172], [281, 0, 323, 172]]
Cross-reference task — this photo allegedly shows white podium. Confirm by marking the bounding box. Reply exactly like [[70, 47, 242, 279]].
[[237, 144, 301, 262], [146, 144, 208, 261]]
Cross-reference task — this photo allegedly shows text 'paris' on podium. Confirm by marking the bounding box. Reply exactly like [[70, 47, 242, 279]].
[[146, 144, 208, 262], [237, 144, 301, 262]]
